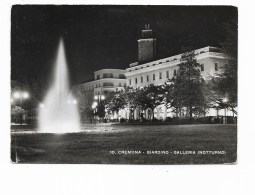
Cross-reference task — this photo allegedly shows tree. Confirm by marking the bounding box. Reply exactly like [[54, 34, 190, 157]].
[[163, 81, 182, 117], [170, 49, 207, 119], [204, 77, 226, 116], [134, 85, 164, 119], [123, 87, 139, 119], [218, 20, 238, 114], [104, 90, 126, 119]]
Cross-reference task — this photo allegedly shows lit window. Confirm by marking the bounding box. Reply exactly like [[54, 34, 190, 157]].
[[153, 74, 155, 80], [166, 71, 169, 78], [215, 63, 218, 71], [159, 72, 162, 79], [147, 75, 149, 82], [201, 64, 204, 72]]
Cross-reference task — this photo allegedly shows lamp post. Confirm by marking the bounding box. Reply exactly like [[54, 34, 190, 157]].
[[94, 94, 105, 102], [223, 97, 228, 124], [93, 95, 105, 122], [12, 91, 29, 125]]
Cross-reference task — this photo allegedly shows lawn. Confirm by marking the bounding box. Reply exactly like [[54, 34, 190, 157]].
[[11, 124, 237, 164]]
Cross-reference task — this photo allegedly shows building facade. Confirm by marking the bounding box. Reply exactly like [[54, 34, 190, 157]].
[[123, 25, 231, 120], [72, 69, 126, 114], [126, 46, 227, 88], [73, 24, 233, 121], [124, 46, 229, 120]]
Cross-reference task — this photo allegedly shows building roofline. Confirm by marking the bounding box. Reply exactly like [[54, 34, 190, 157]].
[[127, 46, 224, 69], [125, 46, 226, 77], [73, 78, 127, 87], [94, 69, 126, 72]]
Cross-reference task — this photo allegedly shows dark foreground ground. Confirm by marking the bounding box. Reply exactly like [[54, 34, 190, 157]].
[[11, 124, 237, 164]]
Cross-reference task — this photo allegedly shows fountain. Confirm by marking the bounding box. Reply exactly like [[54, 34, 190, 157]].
[[39, 39, 80, 133]]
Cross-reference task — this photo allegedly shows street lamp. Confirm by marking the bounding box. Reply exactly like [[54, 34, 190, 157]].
[[92, 101, 98, 122], [223, 97, 228, 124], [93, 95, 106, 121], [13, 91, 29, 100], [94, 94, 105, 102]]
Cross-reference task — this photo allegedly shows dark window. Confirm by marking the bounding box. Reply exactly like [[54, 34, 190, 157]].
[[225, 64, 228, 69], [215, 63, 218, 71], [159, 72, 162, 79], [103, 82, 114, 87], [201, 64, 204, 71], [119, 83, 121, 87], [166, 71, 169, 79], [147, 75, 149, 82], [103, 73, 113, 78], [141, 77, 143, 83], [119, 74, 125, 79], [135, 78, 137, 84], [124, 83, 126, 87], [129, 79, 131, 85], [96, 75, 100, 80], [174, 69, 177, 76], [153, 74, 155, 80]]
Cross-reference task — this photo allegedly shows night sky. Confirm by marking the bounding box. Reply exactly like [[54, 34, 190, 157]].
[[11, 5, 237, 89]]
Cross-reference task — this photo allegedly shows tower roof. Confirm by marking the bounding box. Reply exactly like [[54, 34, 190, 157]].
[[141, 24, 153, 39]]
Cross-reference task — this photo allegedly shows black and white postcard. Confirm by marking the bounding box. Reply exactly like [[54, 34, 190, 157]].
[[11, 5, 237, 164]]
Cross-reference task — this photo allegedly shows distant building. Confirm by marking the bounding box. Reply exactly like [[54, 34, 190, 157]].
[[72, 69, 126, 113]]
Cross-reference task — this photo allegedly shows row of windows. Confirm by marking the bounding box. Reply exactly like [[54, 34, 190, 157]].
[[130, 70, 177, 85], [213, 63, 227, 71], [84, 82, 126, 90], [96, 73, 125, 79], [129, 63, 226, 85], [199, 63, 225, 72]]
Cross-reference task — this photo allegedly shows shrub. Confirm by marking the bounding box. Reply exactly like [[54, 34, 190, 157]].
[[120, 118, 126, 123]]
